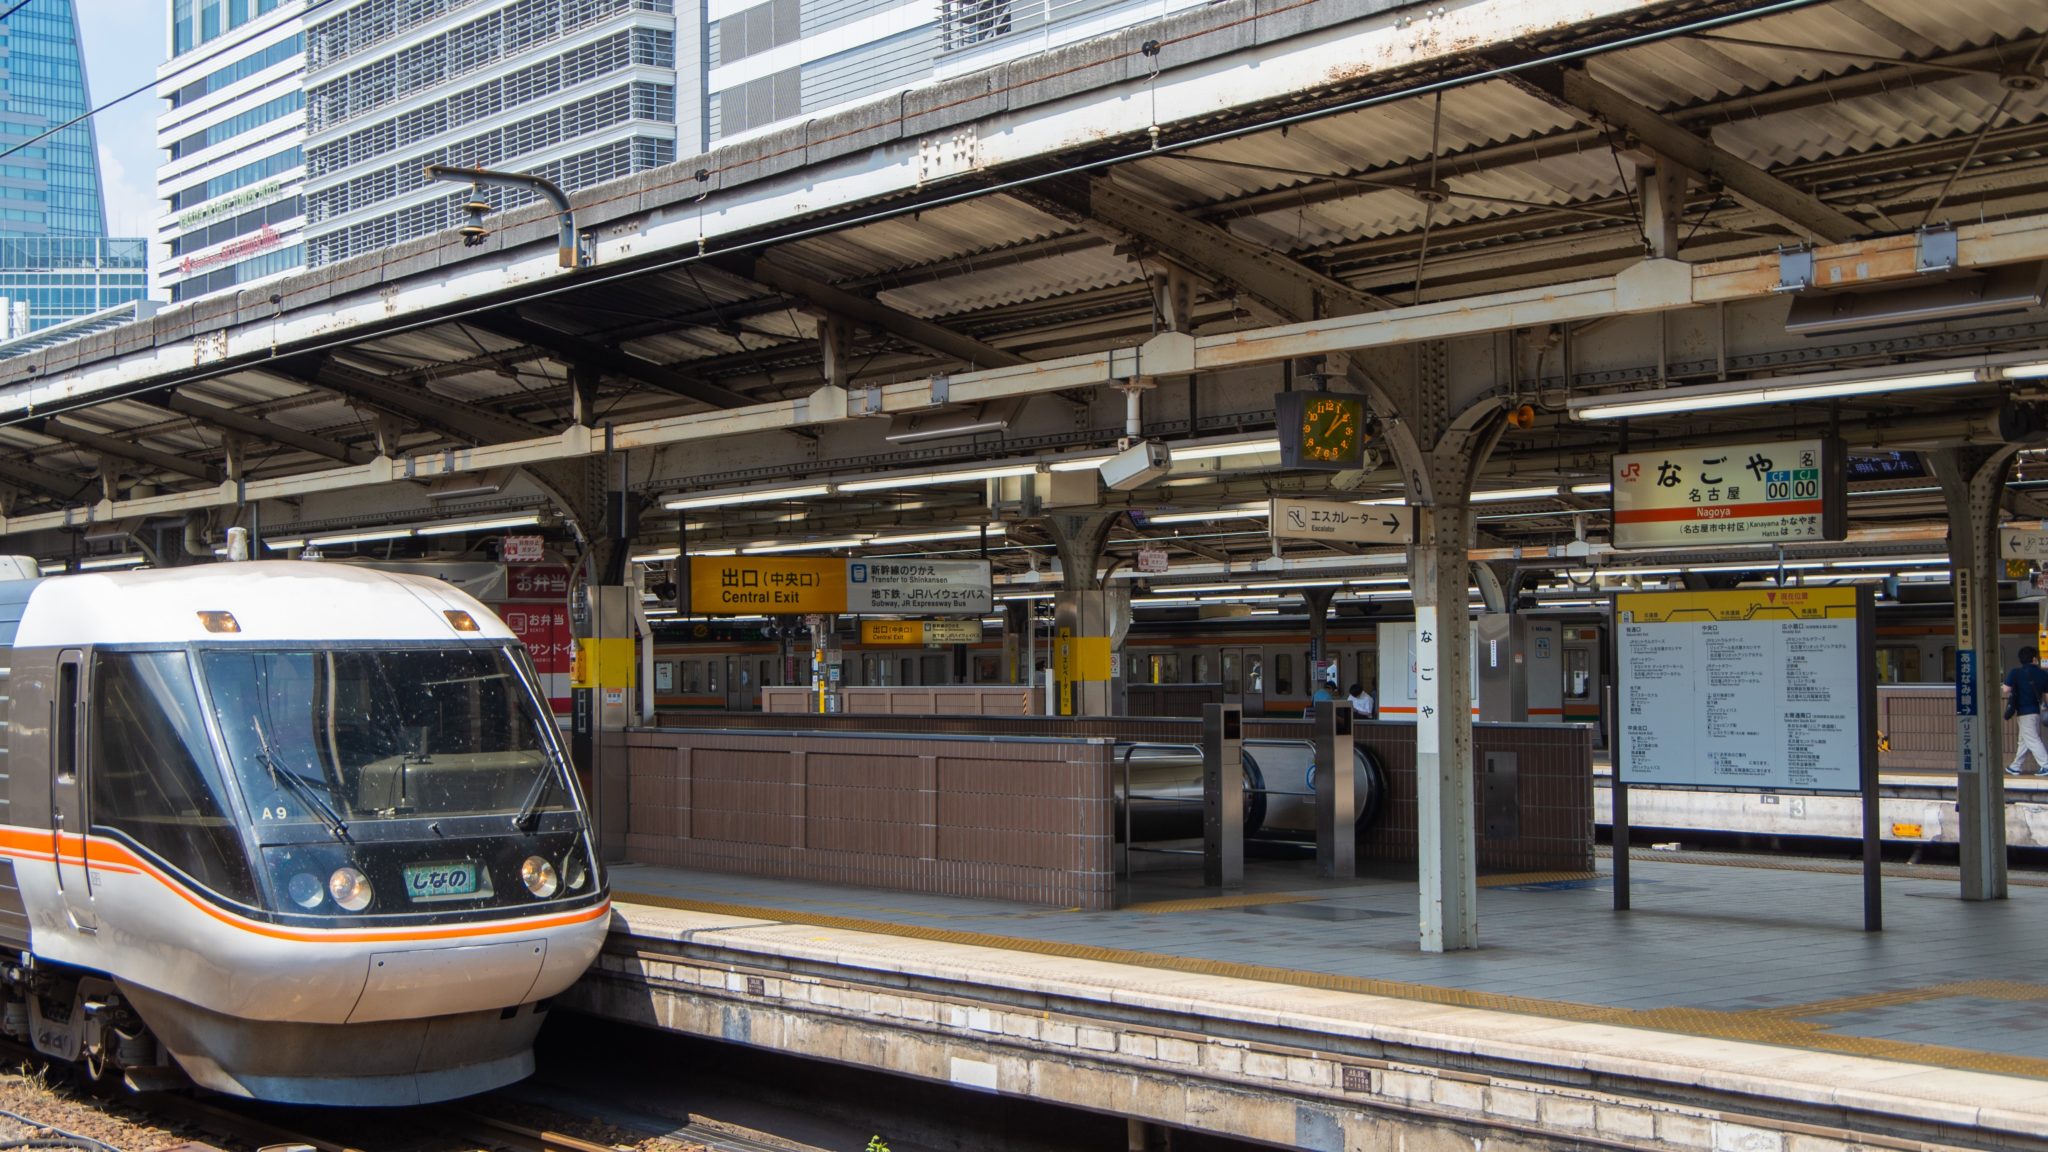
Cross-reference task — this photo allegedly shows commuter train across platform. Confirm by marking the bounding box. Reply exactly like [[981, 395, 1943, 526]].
[[650, 597, 2036, 737], [0, 561, 608, 1105]]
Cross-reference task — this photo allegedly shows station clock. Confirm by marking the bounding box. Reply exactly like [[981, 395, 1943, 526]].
[[1276, 391, 1367, 471]]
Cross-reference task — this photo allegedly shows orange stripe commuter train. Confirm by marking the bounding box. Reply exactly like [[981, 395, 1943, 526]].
[[0, 560, 608, 1105]]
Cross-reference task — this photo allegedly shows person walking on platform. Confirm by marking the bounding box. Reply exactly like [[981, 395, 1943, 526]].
[[2004, 646, 2048, 775], [1348, 682, 1375, 719]]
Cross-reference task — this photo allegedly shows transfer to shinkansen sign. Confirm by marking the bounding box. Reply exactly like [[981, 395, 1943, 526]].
[[1610, 438, 1844, 549]]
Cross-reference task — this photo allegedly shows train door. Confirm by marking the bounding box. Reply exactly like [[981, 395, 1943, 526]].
[[1220, 647, 1265, 715], [50, 650, 93, 931], [722, 656, 752, 710]]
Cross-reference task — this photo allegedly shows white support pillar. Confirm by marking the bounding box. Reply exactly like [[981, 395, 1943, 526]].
[[1934, 446, 2016, 901], [1412, 501, 1479, 952]]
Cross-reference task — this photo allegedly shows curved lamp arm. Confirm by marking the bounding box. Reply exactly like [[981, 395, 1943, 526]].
[[423, 164, 587, 269]]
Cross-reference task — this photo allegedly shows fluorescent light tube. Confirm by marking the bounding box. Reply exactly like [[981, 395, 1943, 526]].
[[665, 483, 832, 510], [839, 465, 1041, 491], [1149, 504, 1266, 524], [866, 524, 1006, 546], [77, 555, 147, 571], [1170, 438, 1280, 461], [1470, 486, 1561, 503], [1574, 368, 1979, 420], [309, 526, 415, 546], [1569, 482, 1612, 495], [415, 512, 540, 536], [743, 536, 871, 554], [265, 537, 307, 551]]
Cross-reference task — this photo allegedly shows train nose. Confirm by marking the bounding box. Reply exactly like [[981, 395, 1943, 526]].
[[347, 939, 548, 1024]]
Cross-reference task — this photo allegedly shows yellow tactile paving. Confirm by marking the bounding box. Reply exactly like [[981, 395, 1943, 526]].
[[1122, 892, 1319, 913], [613, 889, 2048, 1080]]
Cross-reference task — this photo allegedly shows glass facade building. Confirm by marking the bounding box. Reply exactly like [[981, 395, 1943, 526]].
[[0, 238, 148, 333], [0, 2, 147, 333], [0, 0, 108, 236]]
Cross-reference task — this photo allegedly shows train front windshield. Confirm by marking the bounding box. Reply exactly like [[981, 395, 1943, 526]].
[[203, 646, 575, 828]]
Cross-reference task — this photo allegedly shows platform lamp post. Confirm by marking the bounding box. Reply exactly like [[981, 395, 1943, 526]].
[[422, 164, 592, 268]]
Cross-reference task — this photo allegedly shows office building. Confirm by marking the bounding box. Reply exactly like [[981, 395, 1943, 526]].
[[0, 2, 148, 331], [155, 0, 308, 303], [705, 0, 1207, 143], [300, 0, 684, 269]]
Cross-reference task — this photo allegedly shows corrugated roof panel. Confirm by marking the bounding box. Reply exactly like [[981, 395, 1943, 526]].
[[774, 197, 1074, 281], [1589, 0, 2047, 109], [1713, 76, 2048, 167], [876, 243, 1142, 318]]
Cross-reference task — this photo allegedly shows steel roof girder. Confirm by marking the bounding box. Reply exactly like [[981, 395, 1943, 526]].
[[1551, 66, 1866, 245]]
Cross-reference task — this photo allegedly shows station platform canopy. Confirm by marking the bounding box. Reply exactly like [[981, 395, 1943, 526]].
[[0, 0, 2042, 585]]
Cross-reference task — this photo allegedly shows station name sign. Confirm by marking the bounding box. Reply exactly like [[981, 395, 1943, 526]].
[[687, 558, 992, 616], [1611, 438, 1844, 549]]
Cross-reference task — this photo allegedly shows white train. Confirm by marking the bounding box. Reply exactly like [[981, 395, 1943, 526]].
[[0, 560, 608, 1105]]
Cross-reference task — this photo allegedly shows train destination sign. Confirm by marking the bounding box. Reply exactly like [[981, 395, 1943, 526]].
[[1269, 497, 1415, 545], [860, 619, 984, 645], [1615, 587, 1864, 793], [1611, 438, 1844, 549]]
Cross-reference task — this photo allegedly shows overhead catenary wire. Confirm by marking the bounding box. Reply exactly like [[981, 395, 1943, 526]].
[[0, 0, 1840, 434]]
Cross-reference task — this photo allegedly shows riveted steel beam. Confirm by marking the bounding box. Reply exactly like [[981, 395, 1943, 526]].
[[162, 392, 371, 465], [738, 258, 1029, 371], [470, 314, 753, 409]]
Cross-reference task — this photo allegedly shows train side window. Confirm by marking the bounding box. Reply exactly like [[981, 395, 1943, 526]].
[[1221, 653, 1240, 694], [1193, 654, 1210, 683], [1129, 654, 1146, 682], [1274, 653, 1293, 697], [1874, 646, 1922, 684], [654, 661, 674, 693], [706, 660, 719, 693], [973, 653, 998, 683], [1565, 649, 1592, 700], [900, 657, 915, 686], [89, 651, 258, 903], [759, 659, 774, 689], [1941, 647, 1956, 682], [55, 660, 78, 782], [681, 660, 703, 694], [1247, 655, 1263, 693], [921, 655, 948, 684]]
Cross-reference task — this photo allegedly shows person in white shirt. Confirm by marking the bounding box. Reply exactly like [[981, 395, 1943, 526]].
[[1347, 683, 1375, 718]]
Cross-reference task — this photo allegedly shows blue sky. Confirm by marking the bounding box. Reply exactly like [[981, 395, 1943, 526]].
[[79, 1, 166, 238]]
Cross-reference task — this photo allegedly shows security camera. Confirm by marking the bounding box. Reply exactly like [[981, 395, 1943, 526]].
[[1100, 439, 1172, 491]]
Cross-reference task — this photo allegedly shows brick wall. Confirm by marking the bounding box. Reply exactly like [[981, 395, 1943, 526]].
[[1878, 684, 2013, 772], [1353, 722, 1595, 873], [631, 714, 1594, 891], [625, 729, 1117, 908]]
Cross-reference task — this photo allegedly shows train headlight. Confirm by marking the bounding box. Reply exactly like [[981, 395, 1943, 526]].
[[328, 867, 373, 912], [520, 855, 559, 898], [563, 854, 588, 893], [287, 873, 325, 910]]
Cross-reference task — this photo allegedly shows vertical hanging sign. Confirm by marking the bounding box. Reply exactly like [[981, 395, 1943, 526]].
[[1415, 605, 1441, 755]]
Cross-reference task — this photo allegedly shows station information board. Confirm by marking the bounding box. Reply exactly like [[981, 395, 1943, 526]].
[[1615, 587, 1866, 793], [686, 558, 993, 616]]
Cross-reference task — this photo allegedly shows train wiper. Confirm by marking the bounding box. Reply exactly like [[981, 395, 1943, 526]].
[[255, 744, 350, 841], [511, 764, 556, 833]]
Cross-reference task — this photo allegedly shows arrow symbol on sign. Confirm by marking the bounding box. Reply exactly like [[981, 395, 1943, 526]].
[[1381, 514, 1401, 530]]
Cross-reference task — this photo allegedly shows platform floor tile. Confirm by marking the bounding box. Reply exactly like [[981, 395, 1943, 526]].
[[608, 855, 2048, 1076]]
